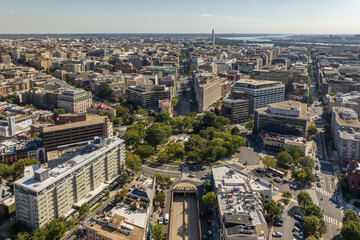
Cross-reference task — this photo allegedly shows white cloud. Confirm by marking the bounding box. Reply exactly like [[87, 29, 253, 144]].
[[201, 13, 212, 17], [5, 10, 15, 14], [225, 16, 232, 19]]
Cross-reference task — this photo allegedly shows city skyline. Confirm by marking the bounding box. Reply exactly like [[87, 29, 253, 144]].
[[1, 0, 360, 34]]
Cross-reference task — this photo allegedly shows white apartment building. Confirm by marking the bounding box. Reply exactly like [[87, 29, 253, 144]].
[[0, 115, 32, 137], [231, 79, 285, 113], [57, 89, 92, 114], [338, 129, 360, 165], [14, 137, 125, 229], [331, 107, 360, 148]]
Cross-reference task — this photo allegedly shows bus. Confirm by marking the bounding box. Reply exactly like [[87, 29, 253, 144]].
[[267, 167, 285, 178]]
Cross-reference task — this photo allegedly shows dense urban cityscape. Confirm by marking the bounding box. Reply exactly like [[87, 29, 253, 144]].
[[1, 2, 360, 240]]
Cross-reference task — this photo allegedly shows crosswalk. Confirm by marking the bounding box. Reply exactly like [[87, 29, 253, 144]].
[[315, 187, 336, 200], [324, 215, 341, 227]]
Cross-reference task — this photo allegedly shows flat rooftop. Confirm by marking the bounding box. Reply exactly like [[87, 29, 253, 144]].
[[256, 100, 307, 119], [334, 107, 360, 128], [234, 79, 283, 87], [14, 137, 124, 193], [33, 115, 107, 133]]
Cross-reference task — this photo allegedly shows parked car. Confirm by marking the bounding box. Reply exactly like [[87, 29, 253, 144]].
[[275, 216, 283, 223], [294, 214, 303, 221], [290, 184, 298, 190], [164, 213, 169, 224], [317, 178, 321, 182], [317, 182, 321, 187], [256, 168, 265, 173], [315, 172, 319, 177], [272, 232, 283, 237], [295, 221, 303, 229], [161, 203, 165, 208], [274, 221, 283, 227], [315, 165, 319, 170], [293, 231, 304, 239], [159, 217, 163, 224], [188, 174, 195, 178]]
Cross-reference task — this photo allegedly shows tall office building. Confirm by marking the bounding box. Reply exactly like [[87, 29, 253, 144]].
[[231, 79, 285, 113], [212, 29, 215, 46], [57, 89, 92, 114], [14, 137, 125, 229]]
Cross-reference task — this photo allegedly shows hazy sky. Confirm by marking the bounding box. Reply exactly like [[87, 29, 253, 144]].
[[1, 0, 360, 34]]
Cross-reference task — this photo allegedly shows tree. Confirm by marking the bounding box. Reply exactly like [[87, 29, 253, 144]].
[[343, 210, 360, 224], [55, 108, 66, 117], [45, 118, 55, 124], [231, 127, 240, 135], [171, 97, 179, 109], [150, 223, 165, 240], [277, 152, 294, 168], [341, 220, 360, 239], [155, 112, 172, 125], [262, 156, 276, 168], [17, 232, 30, 240], [154, 174, 173, 191], [124, 131, 141, 147], [118, 172, 129, 186], [303, 216, 327, 237], [165, 142, 184, 160], [10, 158, 40, 180], [31, 228, 47, 240], [154, 192, 165, 204], [299, 156, 314, 169], [307, 123, 318, 137], [116, 189, 128, 202], [297, 191, 313, 208], [145, 123, 171, 150], [307, 92, 314, 105], [137, 108, 148, 116], [282, 191, 292, 199], [125, 153, 143, 173], [279, 145, 287, 152], [46, 219, 67, 240], [32, 132, 41, 138], [245, 119, 254, 130], [263, 200, 282, 222], [305, 203, 323, 219], [202, 191, 216, 209], [79, 203, 90, 218], [204, 179, 212, 193], [112, 117, 123, 126], [104, 190, 110, 198], [136, 145, 155, 158]]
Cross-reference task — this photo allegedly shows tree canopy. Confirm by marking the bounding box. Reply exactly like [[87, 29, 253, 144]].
[[297, 191, 313, 208], [263, 200, 282, 222], [307, 123, 318, 137], [154, 174, 173, 191], [125, 153, 143, 173], [262, 156, 276, 168], [202, 191, 217, 209], [150, 223, 165, 240]]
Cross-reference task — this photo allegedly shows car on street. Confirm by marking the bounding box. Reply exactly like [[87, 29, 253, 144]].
[[317, 178, 320, 182], [282, 178, 291, 183], [265, 172, 273, 178], [188, 174, 195, 178], [256, 168, 265, 173], [161, 203, 165, 208], [317, 182, 321, 187], [293, 226, 301, 233], [272, 232, 283, 237], [164, 213, 169, 224], [274, 177, 282, 183], [315, 165, 319, 170], [290, 184, 298, 190], [159, 217, 163, 224], [315, 172, 319, 177]]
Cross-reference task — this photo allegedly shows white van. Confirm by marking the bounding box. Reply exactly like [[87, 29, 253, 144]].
[[164, 213, 169, 224]]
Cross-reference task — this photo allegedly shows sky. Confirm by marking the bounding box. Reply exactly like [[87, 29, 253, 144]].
[[1, 0, 360, 34]]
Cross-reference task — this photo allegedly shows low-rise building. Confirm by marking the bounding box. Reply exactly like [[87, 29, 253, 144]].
[[331, 107, 360, 148], [258, 130, 306, 154], [57, 89, 92, 114], [346, 160, 360, 194], [88, 104, 116, 119], [0, 114, 32, 137], [85, 177, 155, 240], [212, 165, 270, 240], [255, 100, 308, 137], [14, 137, 125, 229], [31, 114, 112, 152]]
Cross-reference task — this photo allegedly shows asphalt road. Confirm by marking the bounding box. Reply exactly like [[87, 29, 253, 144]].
[[273, 201, 297, 240]]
